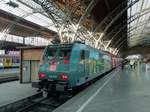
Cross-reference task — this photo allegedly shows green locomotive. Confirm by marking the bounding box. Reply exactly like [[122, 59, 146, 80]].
[[38, 41, 112, 95]]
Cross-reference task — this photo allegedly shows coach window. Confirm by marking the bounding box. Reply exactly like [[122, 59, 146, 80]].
[[80, 50, 85, 60]]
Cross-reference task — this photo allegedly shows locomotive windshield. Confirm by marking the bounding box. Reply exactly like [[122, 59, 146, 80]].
[[44, 48, 71, 61], [46, 49, 58, 60], [59, 49, 71, 60]]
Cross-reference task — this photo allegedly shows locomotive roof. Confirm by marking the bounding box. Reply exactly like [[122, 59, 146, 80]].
[[47, 41, 84, 48], [47, 42, 111, 57], [47, 43, 73, 48]]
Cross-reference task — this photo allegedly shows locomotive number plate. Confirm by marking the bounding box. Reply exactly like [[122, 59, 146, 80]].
[[50, 64, 56, 71]]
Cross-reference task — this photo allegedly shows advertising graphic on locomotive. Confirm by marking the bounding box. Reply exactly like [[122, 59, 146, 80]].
[[37, 41, 122, 96]]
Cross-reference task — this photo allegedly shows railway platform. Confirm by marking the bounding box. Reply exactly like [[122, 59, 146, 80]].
[[0, 68, 19, 82], [0, 81, 38, 107], [53, 63, 150, 112], [0, 68, 19, 75]]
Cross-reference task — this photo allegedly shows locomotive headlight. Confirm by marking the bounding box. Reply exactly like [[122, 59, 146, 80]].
[[61, 73, 68, 81], [39, 73, 46, 79]]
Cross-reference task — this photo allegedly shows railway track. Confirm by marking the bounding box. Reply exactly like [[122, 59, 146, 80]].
[[16, 95, 68, 112], [0, 68, 118, 112], [0, 91, 70, 112]]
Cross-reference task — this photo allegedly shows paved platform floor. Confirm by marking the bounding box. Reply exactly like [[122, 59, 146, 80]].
[[53, 63, 150, 112], [0, 81, 38, 107]]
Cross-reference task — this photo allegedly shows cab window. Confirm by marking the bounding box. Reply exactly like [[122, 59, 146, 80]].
[[80, 50, 85, 60], [59, 49, 71, 60], [46, 49, 57, 60]]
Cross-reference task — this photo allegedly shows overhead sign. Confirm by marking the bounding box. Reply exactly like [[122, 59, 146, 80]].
[[6, 51, 20, 56]]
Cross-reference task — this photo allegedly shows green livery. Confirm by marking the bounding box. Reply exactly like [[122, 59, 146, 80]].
[[38, 41, 112, 93]]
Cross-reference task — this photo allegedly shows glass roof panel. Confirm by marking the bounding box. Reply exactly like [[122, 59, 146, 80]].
[[128, 0, 150, 47], [0, 0, 58, 46], [0, 0, 57, 31]]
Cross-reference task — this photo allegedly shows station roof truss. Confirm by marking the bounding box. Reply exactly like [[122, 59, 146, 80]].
[[19, 0, 135, 54], [0, 9, 58, 39], [0, 0, 59, 47], [0, 0, 149, 55]]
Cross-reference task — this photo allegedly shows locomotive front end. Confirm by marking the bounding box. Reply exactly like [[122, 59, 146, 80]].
[[38, 44, 72, 95]]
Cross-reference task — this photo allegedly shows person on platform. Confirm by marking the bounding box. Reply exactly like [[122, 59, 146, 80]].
[[130, 60, 135, 69], [121, 61, 124, 69]]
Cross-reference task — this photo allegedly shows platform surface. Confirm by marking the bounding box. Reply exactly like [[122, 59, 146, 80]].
[[0, 81, 38, 107], [53, 63, 150, 112]]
